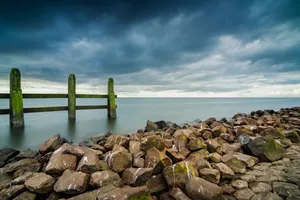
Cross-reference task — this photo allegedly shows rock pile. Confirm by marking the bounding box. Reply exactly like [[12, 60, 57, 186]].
[[1, 107, 300, 199]]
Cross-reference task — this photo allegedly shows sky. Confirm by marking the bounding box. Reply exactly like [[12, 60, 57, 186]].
[[0, 0, 300, 97]]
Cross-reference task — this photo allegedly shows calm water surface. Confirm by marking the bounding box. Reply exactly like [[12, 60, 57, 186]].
[[0, 98, 299, 149]]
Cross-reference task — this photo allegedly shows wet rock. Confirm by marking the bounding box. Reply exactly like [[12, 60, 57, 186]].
[[39, 134, 62, 155], [9, 150, 38, 162], [212, 125, 227, 137], [163, 161, 198, 190], [249, 182, 272, 193], [248, 137, 285, 162], [5, 158, 38, 173], [89, 170, 123, 188], [272, 182, 300, 198], [25, 172, 55, 194], [54, 169, 89, 195], [12, 191, 36, 200], [145, 147, 172, 174], [147, 174, 168, 194], [145, 120, 158, 132], [104, 145, 132, 173], [231, 180, 248, 189], [169, 187, 191, 200], [199, 168, 220, 184], [212, 163, 235, 179], [76, 152, 100, 174], [0, 185, 25, 200], [45, 148, 77, 176], [221, 154, 247, 174], [141, 135, 165, 151], [187, 137, 206, 151], [0, 148, 20, 166], [233, 188, 255, 200], [122, 167, 153, 186], [104, 134, 130, 150], [185, 177, 223, 200]]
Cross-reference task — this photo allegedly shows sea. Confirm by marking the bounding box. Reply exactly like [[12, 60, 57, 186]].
[[0, 98, 299, 150]]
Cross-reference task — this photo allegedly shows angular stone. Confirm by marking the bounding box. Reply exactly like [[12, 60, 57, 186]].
[[54, 169, 89, 194], [166, 149, 185, 163], [0, 185, 25, 200], [45, 148, 77, 176], [104, 134, 130, 150], [221, 154, 247, 174], [232, 152, 259, 168], [250, 182, 272, 193], [187, 138, 206, 151], [141, 135, 165, 151], [145, 147, 172, 174], [76, 152, 100, 174], [146, 174, 168, 194], [206, 138, 222, 154], [173, 129, 194, 138], [145, 120, 158, 132], [60, 143, 86, 158], [133, 156, 145, 168], [89, 170, 123, 188], [209, 152, 222, 163], [222, 143, 242, 154], [25, 172, 55, 194], [248, 137, 285, 162], [231, 180, 248, 189], [212, 125, 227, 137], [212, 162, 235, 179], [129, 141, 141, 154], [0, 148, 19, 164], [104, 147, 132, 173], [220, 132, 235, 142], [169, 187, 191, 200], [185, 177, 223, 200], [251, 192, 283, 200], [12, 162, 41, 178], [233, 188, 255, 200], [203, 131, 213, 139], [239, 174, 256, 182], [5, 158, 38, 173], [160, 192, 175, 200], [163, 161, 198, 190], [12, 191, 36, 200], [222, 184, 236, 194], [272, 182, 300, 198], [9, 150, 38, 162], [199, 168, 220, 184], [39, 134, 62, 155], [122, 167, 153, 186]]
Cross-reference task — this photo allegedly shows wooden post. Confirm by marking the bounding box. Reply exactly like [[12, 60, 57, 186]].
[[10, 68, 24, 128], [68, 74, 76, 120], [107, 78, 116, 119]]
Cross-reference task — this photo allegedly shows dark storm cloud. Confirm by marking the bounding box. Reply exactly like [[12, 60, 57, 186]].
[[0, 0, 300, 96]]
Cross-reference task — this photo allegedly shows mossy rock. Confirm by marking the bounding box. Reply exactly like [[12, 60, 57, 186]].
[[264, 137, 284, 162], [129, 193, 151, 200]]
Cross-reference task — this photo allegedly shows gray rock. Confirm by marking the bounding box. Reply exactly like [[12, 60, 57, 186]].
[[272, 182, 300, 198]]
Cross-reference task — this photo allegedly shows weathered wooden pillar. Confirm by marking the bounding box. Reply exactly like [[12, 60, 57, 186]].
[[68, 74, 76, 120], [10, 68, 24, 128], [107, 78, 116, 119]]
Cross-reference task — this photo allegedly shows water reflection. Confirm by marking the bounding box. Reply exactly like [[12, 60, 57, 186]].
[[9, 127, 25, 148]]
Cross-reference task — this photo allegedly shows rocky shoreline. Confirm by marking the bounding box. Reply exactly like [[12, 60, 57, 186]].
[[1, 107, 300, 200]]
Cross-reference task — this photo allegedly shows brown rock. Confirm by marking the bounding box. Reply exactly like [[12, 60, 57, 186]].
[[206, 138, 222, 154], [212, 163, 235, 179], [221, 154, 247, 174], [174, 135, 188, 152], [199, 168, 220, 184], [24, 172, 55, 194], [122, 167, 153, 186], [89, 170, 123, 188], [212, 125, 227, 137], [163, 161, 198, 190], [0, 185, 25, 200], [133, 156, 145, 168], [54, 169, 89, 194], [104, 146, 132, 173], [146, 174, 168, 194], [222, 184, 236, 194], [12, 191, 36, 200], [145, 147, 172, 174], [12, 162, 41, 178], [187, 138, 206, 151], [185, 177, 223, 200], [231, 152, 259, 168], [141, 135, 165, 151], [209, 152, 222, 163], [45, 148, 77, 176], [166, 149, 185, 163], [203, 131, 213, 139], [169, 187, 191, 200], [104, 134, 130, 150], [76, 152, 100, 174], [231, 179, 248, 189], [129, 141, 141, 154], [60, 143, 85, 158], [233, 188, 255, 200], [222, 143, 241, 154], [39, 134, 62, 155], [173, 129, 194, 138], [249, 182, 272, 193], [160, 192, 175, 200], [220, 133, 235, 142], [5, 158, 38, 173]]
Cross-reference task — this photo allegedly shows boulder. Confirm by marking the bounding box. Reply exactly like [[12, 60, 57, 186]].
[[76, 152, 100, 174], [129, 141, 141, 154], [146, 174, 168, 194], [202, 131, 213, 139], [209, 152, 221, 163], [24, 172, 55, 194], [0, 148, 19, 166], [12, 191, 36, 200], [169, 187, 191, 200], [54, 169, 89, 194], [104, 146, 132, 173], [185, 177, 223, 200], [39, 134, 62, 155], [163, 161, 198, 190], [222, 143, 242, 154], [173, 129, 194, 138], [8, 150, 38, 162], [231, 179, 248, 189], [122, 167, 153, 186], [166, 149, 186, 163], [145, 120, 158, 132], [220, 133, 235, 142], [89, 170, 123, 188], [231, 152, 259, 168], [206, 138, 222, 154], [212, 125, 227, 137], [104, 135, 130, 150], [141, 135, 165, 151], [272, 182, 300, 198], [233, 188, 255, 200], [251, 192, 283, 200], [187, 138, 206, 151], [212, 163, 235, 179], [12, 162, 41, 178], [249, 182, 272, 193], [199, 168, 220, 184], [5, 158, 38, 173], [221, 154, 247, 174], [145, 147, 172, 174], [248, 137, 285, 162], [284, 130, 300, 143], [0, 185, 25, 200]]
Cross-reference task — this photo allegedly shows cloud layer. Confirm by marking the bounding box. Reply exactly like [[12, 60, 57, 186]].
[[0, 0, 300, 97]]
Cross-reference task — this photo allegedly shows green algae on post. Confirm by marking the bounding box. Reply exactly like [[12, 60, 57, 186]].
[[107, 78, 117, 119], [68, 74, 76, 120]]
